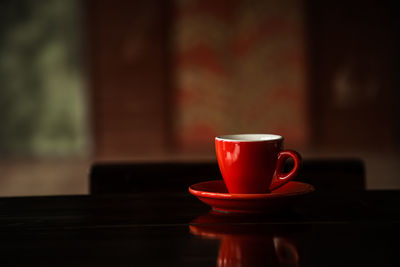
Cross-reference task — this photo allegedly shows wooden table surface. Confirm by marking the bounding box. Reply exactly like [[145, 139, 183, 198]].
[[0, 189, 399, 266]]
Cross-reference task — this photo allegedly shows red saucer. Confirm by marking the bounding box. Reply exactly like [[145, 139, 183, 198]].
[[189, 180, 315, 213]]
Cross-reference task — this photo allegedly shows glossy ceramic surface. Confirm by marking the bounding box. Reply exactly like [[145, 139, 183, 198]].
[[215, 134, 301, 193], [189, 180, 315, 213]]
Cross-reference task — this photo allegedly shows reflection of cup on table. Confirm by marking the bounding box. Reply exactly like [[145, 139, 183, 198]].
[[217, 235, 298, 267], [216, 134, 302, 194], [190, 211, 299, 267]]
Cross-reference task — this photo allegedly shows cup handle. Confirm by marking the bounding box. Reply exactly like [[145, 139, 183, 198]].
[[269, 150, 302, 191]]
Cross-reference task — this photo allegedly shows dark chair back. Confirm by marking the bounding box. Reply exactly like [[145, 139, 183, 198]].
[[89, 158, 365, 194], [295, 158, 365, 193], [90, 162, 222, 194]]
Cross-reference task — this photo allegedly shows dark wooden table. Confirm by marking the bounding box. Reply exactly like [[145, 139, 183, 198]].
[[0, 188, 399, 266]]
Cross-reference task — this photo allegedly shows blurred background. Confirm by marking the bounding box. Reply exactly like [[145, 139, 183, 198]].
[[0, 0, 399, 196]]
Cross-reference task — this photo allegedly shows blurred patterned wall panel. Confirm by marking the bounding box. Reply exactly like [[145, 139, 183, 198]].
[[172, 0, 309, 153]]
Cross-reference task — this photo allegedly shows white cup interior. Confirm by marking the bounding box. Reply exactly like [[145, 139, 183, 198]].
[[216, 134, 282, 142]]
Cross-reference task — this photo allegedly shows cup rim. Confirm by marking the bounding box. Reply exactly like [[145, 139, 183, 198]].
[[215, 134, 283, 142]]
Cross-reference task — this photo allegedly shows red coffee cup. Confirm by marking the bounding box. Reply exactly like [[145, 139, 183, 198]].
[[215, 134, 301, 194]]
